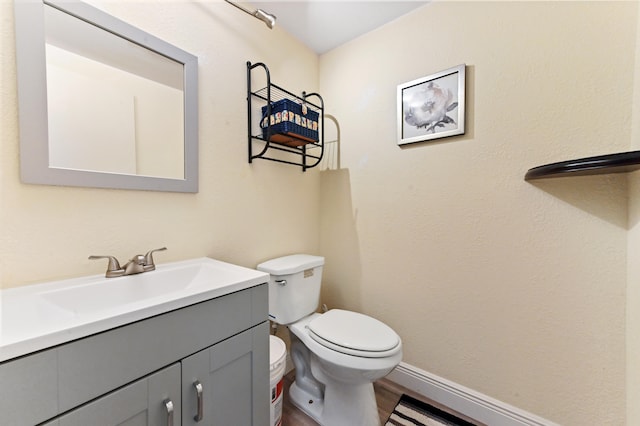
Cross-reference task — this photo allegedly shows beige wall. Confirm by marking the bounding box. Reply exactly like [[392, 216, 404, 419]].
[[319, 2, 636, 425], [0, 0, 321, 288], [3, 0, 639, 425], [627, 2, 640, 425]]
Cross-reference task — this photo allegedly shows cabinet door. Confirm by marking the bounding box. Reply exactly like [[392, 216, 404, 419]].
[[56, 363, 181, 426], [182, 322, 269, 426]]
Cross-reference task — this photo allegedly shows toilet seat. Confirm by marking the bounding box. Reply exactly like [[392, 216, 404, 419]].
[[308, 309, 400, 358]]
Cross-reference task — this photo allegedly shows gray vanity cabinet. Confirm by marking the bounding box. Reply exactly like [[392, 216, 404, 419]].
[[43, 363, 181, 426], [0, 283, 269, 426], [182, 323, 270, 426]]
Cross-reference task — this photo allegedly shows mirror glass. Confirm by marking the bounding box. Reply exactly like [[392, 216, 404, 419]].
[[45, 5, 185, 179], [14, 0, 198, 192]]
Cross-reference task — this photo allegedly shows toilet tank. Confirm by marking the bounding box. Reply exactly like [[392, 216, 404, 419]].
[[257, 254, 324, 325]]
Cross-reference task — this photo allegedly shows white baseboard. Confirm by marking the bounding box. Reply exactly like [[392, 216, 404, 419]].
[[386, 362, 559, 426]]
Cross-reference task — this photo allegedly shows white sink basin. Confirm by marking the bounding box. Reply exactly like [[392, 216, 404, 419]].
[[0, 257, 269, 362], [39, 264, 199, 315]]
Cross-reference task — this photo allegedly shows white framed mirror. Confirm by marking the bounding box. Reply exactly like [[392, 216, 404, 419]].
[[14, 0, 199, 192]]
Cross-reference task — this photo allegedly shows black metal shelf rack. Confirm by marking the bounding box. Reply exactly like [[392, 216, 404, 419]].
[[247, 61, 324, 171], [525, 151, 640, 180]]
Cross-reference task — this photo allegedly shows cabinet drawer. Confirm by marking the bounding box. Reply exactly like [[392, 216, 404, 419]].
[[0, 349, 58, 426]]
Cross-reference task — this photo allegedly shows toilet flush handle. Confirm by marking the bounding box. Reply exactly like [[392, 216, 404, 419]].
[[275, 279, 287, 286]]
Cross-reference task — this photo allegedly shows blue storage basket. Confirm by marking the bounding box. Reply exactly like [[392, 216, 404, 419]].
[[261, 98, 319, 144]]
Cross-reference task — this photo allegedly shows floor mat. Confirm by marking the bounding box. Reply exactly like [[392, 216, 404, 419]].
[[385, 394, 478, 426]]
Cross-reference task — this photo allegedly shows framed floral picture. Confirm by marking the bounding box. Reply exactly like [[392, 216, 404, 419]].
[[397, 64, 466, 145]]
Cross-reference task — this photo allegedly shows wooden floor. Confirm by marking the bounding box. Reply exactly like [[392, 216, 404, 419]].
[[280, 369, 483, 425]]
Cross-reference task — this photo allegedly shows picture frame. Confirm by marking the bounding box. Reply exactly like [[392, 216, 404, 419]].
[[397, 64, 466, 146]]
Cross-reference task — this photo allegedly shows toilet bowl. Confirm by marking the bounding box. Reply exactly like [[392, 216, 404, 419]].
[[288, 311, 402, 425], [257, 254, 402, 426]]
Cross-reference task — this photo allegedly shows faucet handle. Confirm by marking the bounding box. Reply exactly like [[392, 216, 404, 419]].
[[143, 247, 167, 271], [89, 255, 125, 278]]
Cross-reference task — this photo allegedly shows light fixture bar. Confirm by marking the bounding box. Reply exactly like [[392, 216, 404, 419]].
[[224, 0, 276, 29]]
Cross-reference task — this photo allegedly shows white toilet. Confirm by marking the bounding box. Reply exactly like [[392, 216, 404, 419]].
[[257, 254, 402, 426]]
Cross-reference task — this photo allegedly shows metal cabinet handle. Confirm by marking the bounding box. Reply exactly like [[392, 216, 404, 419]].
[[193, 380, 204, 422], [163, 399, 174, 426]]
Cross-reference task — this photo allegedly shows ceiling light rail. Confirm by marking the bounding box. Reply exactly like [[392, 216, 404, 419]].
[[224, 0, 276, 29]]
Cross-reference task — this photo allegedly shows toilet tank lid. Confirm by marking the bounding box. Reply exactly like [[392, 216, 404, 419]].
[[257, 254, 324, 275]]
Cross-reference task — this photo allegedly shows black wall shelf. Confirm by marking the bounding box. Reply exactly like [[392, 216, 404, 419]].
[[524, 151, 640, 180], [247, 61, 324, 171]]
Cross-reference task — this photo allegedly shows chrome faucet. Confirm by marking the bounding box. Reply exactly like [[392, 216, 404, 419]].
[[123, 254, 146, 275], [89, 247, 167, 278]]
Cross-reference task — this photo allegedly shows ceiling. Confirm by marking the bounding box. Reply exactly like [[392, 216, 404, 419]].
[[254, 1, 429, 54]]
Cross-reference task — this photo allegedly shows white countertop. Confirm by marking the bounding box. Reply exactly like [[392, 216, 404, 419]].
[[0, 257, 269, 363]]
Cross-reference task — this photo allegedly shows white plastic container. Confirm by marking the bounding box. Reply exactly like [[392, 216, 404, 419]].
[[270, 335, 287, 426]]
